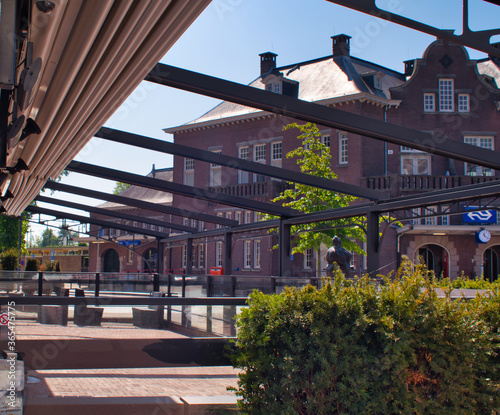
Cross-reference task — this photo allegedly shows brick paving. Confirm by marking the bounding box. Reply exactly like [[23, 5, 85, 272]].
[[27, 366, 239, 399], [15, 319, 190, 340]]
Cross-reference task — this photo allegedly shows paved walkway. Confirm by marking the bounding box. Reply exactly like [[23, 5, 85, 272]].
[[6, 320, 241, 414]]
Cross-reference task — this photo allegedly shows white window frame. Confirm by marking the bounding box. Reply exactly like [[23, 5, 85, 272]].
[[439, 78, 454, 112], [216, 241, 223, 267], [423, 93, 435, 112], [238, 146, 250, 184], [244, 210, 252, 224], [266, 82, 281, 94], [441, 205, 450, 226], [253, 144, 266, 182], [424, 206, 437, 225], [182, 245, 187, 268], [304, 248, 313, 269], [184, 158, 194, 186], [458, 93, 470, 112], [410, 208, 421, 225], [253, 240, 261, 269], [243, 240, 252, 269], [464, 136, 494, 176], [321, 134, 331, 148], [401, 154, 431, 175], [198, 244, 205, 269], [338, 132, 348, 165], [235, 211, 241, 224], [210, 150, 222, 187]]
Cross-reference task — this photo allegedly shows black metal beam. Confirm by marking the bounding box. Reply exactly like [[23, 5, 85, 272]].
[[284, 180, 500, 226], [66, 161, 297, 217], [25, 205, 171, 239], [326, 0, 500, 58], [97, 127, 385, 201], [146, 64, 500, 170], [35, 195, 197, 234], [43, 181, 237, 226]]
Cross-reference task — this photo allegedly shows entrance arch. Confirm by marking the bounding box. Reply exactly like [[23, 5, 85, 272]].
[[417, 244, 449, 279], [142, 248, 158, 273], [103, 249, 120, 273], [483, 246, 500, 283]]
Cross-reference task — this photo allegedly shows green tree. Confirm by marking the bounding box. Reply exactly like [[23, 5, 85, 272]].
[[34, 228, 60, 247], [113, 182, 131, 195], [270, 123, 365, 271], [0, 212, 29, 252], [57, 227, 79, 246]]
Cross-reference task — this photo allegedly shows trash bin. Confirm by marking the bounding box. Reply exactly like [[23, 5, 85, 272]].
[[209, 267, 224, 275]]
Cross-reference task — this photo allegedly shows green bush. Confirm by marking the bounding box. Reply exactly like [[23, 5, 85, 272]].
[[0, 248, 19, 270], [437, 271, 500, 290], [25, 258, 39, 271], [232, 259, 500, 414]]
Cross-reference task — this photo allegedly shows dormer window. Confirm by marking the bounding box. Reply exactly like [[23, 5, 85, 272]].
[[266, 82, 281, 94]]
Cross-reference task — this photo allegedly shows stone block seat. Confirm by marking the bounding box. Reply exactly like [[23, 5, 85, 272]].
[[73, 288, 104, 327], [38, 288, 69, 326], [132, 292, 165, 329]]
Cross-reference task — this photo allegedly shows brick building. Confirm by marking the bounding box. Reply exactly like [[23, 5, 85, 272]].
[[90, 35, 500, 281]]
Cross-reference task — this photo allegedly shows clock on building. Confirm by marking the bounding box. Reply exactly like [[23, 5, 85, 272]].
[[477, 229, 491, 243]]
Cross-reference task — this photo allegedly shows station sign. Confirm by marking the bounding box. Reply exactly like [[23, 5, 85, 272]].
[[463, 210, 497, 224], [117, 240, 141, 246]]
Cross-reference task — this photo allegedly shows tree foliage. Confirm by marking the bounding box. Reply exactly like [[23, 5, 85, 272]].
[[0, 213, 29, 252], [232, 259, 500, 414], [113, 181, 131, 195], [33, 228, 60, 247], [0, 248, 19, 270], [271, 123, 365, 254]]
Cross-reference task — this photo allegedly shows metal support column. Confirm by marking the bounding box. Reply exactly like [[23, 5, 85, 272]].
[[186, 237, 193, 275], [366, 210, 380, 277], [279, 219, 292, 277], [224, 232, 232, 275]]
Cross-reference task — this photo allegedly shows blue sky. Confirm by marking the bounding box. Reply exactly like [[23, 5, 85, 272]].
[[32, 0, 500, 238]]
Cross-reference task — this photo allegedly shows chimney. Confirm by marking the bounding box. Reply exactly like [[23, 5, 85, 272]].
[[404, 59, 415, 77], [259, 52, 278, 76], [331, 34, 351, 57]]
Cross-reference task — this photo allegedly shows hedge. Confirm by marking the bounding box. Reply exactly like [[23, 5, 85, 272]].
[[231, 259, 500, 414]]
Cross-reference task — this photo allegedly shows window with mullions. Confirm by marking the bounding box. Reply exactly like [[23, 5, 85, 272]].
[[304, 248, 313, 269], [254, 240, 261, 269], [198, 244, 205, 269], [254, 144, 266, 182], [210, 150, 222, 187], [321, 134, 331, 148], [439, 79, 454, 112], [458, 94, 470, 112], [184, 158, 194, 186], [464, 136, 494, 176], [216, 242, 223, 267], [238, 146, 249, 184], [244, 240, 252, 269], [338, 132, 348, 164], [423, 93, 435, 112]]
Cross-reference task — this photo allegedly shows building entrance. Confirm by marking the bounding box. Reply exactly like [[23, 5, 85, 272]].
[[103, 249, 120, 272], [418, 245, 448, 279], [483, 247, 499, 283]]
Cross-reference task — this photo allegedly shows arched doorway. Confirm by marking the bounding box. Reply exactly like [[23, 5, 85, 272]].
[[417, 244, 449, 279], [483, 246, 500, 283], [143, 248, 158, 273], [103, 249, 120, 273]]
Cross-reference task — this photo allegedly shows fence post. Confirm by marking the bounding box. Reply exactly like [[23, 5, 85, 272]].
[[153, 273, 160, 292], [37, 272, 43, 296], [95, 273, 100, 297]]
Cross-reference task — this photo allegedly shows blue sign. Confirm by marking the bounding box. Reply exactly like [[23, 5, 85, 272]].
[[463, 210, 497, 224], [117, 240, 141, 246]]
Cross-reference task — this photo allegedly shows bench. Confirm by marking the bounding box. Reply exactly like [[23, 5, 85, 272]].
[[132, 292, 165, 329], [73, 289, 104, 327], [38, 288, 69, 326]]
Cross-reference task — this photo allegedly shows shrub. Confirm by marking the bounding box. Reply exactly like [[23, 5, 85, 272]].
[[232, 259, 500, 414], [25, 258, 39, 271], [0, 248, 19, 270], [44, 261, 61, 272]]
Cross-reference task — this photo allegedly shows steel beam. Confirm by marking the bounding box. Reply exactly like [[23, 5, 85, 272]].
[[35, 195, 197, 233], [97, 127, 385, 201], [66, 161, 297, 217], [25, 205, 171, 239], [146, 64, 500, 170], [326, 0, 500, 58], [43, 181, 237, 226]]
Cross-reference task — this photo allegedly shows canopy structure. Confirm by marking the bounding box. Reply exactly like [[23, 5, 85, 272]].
[[0, 0, 499, 276]]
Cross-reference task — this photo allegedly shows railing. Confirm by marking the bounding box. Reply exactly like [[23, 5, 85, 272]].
[[363, 174, 500, 193], [208, 180, 287, 198], [0, 271, 322, 337]]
